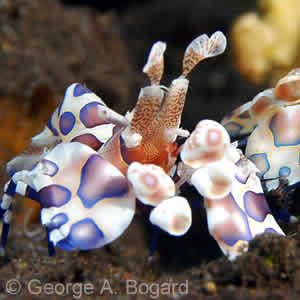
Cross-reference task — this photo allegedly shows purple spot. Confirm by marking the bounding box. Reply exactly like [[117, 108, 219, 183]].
[[79, 102, 107, 128], [208, 193, 252, 247], [71, 134, 103, 151], [64, 218, 104, 250], [59, 112, 75, 135], [73, 84, 93, 97], [47, 118, 59, 136], [47, 213, 69, 230], [77, 154, 129, 208], [218, 193, 252, 246], [39, 185, 71, 208], [279, 166, 291, 178], [41, 159, 59, 176], [244, 191, 270, 222]]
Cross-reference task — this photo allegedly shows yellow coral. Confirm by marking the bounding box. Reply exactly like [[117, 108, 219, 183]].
[[231, 0, 300, 84]]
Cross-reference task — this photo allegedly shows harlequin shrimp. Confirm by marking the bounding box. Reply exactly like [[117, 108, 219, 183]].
[[0, 31, 284, 261], [178, 119, 284, 259], [222, 68, 300, 222]]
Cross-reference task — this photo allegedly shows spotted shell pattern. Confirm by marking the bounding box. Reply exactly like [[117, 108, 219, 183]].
[[48, 83, 116, 150], [0, 31, 284, 261], [38, 142, 135, 250], [223, 68, 300, 192], [183, 120, 284, 260], [246, 105, 300, 191]]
